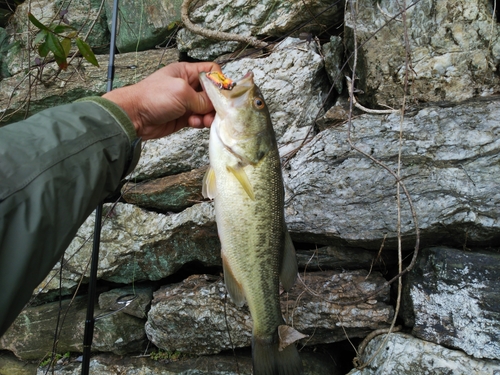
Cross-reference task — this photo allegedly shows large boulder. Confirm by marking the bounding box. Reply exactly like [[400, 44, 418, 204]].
[[0, 49, 177, 125], [177, 0, 344, 60], [0, 296, 147, 360], [104, 0, 182, 53], [146, 271, 393, 355], [347, 333, 500, 375], [344, 0, 500, 108], [130, 37, 329, 180], [402, 246, 500, 360], [284, 98, 500, 248], [36, 202, 220, 301]]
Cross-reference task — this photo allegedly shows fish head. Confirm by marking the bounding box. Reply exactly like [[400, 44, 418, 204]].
[[200, 71, 276, 165]]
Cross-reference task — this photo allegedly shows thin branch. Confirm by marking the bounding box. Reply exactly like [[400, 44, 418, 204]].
[[181, 0, 267, 50]]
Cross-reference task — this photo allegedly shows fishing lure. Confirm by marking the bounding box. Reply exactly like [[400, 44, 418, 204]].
[[206, 71, 236, 90]]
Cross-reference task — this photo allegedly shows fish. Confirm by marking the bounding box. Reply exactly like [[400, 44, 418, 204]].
[[200, 70, 303, 375]]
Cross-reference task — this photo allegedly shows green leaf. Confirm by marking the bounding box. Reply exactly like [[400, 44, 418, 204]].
[[53, 24, 76, 34], [33, 30, 47, 45], [75, 38, 99, 67], [46, 32, 66, 59], [38, 41, 50, 57], [28, 13, 50, 32], [54, 53, 68, 70], [61, 37, 71, 57]]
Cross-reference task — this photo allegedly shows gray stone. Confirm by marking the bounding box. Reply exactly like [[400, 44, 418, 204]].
[[98, 285, 154, 319], [5, 0, 109, 75], [0, 49, 177, 125], [35, 351, 337, 375], [347, 333, 500, 375], [0, 296, 147, 360], [284, 98, 500, 248], [296, 245, 397, 271], [122, 166, 208, 212], [0, 351, 38, 375], [36, 202, 220, 299], [177, 0, 344, 60], [131, 38, 328, 180], [145, 271, 393, 355], [104, 0, 181, 53], [344, 0, 500, 108], [402, 246, 500, 360], [322, 35, 344, 95]]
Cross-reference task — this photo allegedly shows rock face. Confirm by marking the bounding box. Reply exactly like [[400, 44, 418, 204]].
[[33, 352, 337, 375], [36, 202, 220, 300], [2, 0, 500, 373], [347, 333, 500, 375], [103, 0, 181, 53], [0, 48, 178, 124], [402, 246, 500, 360], [345, 0, 500, 108], [129, 37, 328, 180], [0, 296, 148, 360], [284, 99, 500, 248], [177, 0, 344, 60], [146, 271, 393, 355]]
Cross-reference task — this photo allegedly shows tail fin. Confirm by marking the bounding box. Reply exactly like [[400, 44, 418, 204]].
[[252, 335, 303, 375]]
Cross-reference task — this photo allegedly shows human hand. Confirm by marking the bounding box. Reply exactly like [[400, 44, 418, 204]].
[[103, 61, 221, 140]]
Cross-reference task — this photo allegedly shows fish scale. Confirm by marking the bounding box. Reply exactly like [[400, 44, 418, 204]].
[[201, 70, 303, 375]]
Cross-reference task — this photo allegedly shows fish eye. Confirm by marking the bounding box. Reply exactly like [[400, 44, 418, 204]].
[[254, 97, 265, 109]]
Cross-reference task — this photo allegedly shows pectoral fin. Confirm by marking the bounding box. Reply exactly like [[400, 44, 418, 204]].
[[202, 166, 217, 199], [222, 254, 246, 306], [227, 165, 255, 200], [279, 229, 298, 291]]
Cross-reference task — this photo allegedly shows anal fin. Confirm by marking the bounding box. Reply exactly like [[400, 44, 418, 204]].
[[280, 229, 298, 291], [222, 254, 246, 306]]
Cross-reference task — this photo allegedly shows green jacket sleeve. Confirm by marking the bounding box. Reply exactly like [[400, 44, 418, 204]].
[[0, 97, 141, 336]]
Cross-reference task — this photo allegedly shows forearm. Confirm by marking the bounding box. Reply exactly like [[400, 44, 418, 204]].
[[0, 99, 140, 336]]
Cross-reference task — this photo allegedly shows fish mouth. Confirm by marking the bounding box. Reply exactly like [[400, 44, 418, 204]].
[[200, 71, 255, 114]]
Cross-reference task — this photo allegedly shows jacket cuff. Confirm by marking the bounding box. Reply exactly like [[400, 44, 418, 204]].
[[75, 96, 142, 177]]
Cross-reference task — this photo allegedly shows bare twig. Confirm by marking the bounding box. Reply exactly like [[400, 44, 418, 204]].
[[345, 76, 399, 114], [181, 0, 267, 50]]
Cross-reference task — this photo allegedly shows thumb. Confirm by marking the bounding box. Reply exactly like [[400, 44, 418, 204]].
[[186, 90, 214, 115]]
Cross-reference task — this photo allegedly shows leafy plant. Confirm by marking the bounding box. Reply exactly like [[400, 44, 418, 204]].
[[150, 349, 185, 362], [28, 12, 98, 70], [39, 351, 70, 367]]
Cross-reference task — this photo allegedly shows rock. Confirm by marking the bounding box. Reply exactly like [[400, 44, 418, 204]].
[[0, 296, 147, 360], [98, 284, 154, 319], [36, 202, 220, 300], [322, 35, 344, 95], [104, 0, 181, 53], [131, 38, 329, 180], [344, 0, 500, 108], [122, 166, 208, 211], [0, 27, 11, 78], [296, 245, 397, 271], [347, 333, 500, 375], [284, 98, 500, 248], [177, 0, 344, 60], [146, 271, 393, 355], [0, 48, 177, 125], [0, 350, 38, 375], [315, 98, 350, 131], [34, 351, 337, 375], [5, 0, 109, 75], [402, 246, 500, 360]]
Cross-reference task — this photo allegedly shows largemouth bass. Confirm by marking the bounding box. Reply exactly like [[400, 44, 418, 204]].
[[200, 71, 303, 375]]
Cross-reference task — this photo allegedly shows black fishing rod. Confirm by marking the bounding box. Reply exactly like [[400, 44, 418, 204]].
[[81, 0, 119, 373]]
